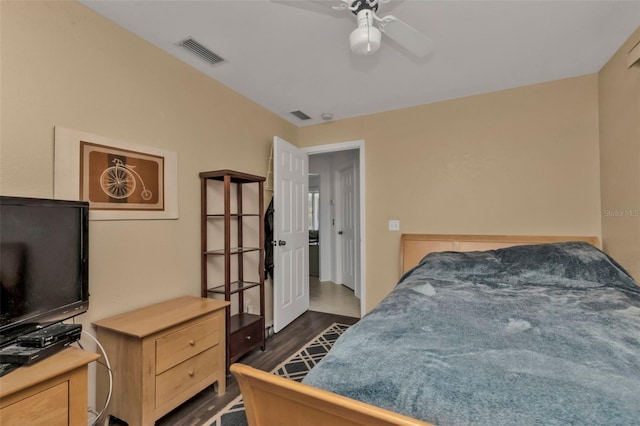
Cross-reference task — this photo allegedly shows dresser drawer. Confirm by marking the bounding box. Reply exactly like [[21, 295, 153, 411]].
[[155, 346, 219, 408], [0, 382, 68, 426], [156, 315, 220, 374], [229, 319, 263, 361]]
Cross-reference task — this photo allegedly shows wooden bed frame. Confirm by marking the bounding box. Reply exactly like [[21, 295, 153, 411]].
[[231, 234, 600, 426], [400, 234, 600, 275], [230, 363, 433, 426]]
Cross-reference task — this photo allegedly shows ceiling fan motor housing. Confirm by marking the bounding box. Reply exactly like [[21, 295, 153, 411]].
[[348, 0, 379, 15], [350, 9, 381, 55]]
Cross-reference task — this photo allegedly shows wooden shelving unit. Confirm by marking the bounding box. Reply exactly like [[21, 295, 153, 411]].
[[200, 170, 266, 369]]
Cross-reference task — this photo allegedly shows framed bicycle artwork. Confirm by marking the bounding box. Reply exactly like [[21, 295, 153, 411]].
[[80, 142, 162, 209], [54, 127, 179, 220]]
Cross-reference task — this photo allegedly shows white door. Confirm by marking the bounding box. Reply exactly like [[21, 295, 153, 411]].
[[339, 164, 356, 291], [273, 136, 309, 333]]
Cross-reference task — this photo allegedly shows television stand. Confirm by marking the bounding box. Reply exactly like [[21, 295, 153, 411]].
[[0, 346, 99, 424]]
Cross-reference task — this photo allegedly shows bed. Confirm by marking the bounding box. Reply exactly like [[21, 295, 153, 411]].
[[231, 234, 640, 425]]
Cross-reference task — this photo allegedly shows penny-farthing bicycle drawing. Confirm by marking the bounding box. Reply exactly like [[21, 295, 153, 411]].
[[100, 158, 153, 200]]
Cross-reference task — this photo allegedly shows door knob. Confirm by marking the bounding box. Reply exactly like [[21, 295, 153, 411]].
[[338, 231, 343, 235], [278, 240, 286, 246]]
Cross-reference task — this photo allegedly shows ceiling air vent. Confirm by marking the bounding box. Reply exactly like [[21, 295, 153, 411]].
[[178, 37, 225, 66], [290, 110, 311, 121]]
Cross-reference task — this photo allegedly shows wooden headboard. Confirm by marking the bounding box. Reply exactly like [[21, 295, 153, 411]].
[[400, 234, 600, 275]]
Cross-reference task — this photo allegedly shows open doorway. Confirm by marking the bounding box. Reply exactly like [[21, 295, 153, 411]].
[[307, 148, 361, 318]]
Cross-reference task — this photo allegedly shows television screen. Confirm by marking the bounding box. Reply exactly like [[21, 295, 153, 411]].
[[0, 196, 89, 345]]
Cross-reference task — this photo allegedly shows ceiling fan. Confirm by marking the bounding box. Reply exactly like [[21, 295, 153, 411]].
[[275, 0, 435, 58]]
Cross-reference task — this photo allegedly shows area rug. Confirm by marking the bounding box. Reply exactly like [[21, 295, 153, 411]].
[[205, 322, 350, 426]]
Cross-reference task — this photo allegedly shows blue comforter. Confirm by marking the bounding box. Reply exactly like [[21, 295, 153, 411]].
[[303, 242, 640, 425]]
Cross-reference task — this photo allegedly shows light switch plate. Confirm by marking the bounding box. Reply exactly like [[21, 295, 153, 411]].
[[389, 220, 400, 231]]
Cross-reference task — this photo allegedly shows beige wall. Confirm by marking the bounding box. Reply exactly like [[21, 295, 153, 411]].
[[598, 27, 640, 281], [0, 0, 295, 331], [299, 75, 602, 310], [2, 0, 631, 411]]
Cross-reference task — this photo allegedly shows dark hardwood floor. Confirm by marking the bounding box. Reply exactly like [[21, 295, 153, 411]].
[[108, 311, 359, 426]]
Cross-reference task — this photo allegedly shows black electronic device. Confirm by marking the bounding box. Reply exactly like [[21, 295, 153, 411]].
[[0, 196, 89, 348], [0, 335, 76, 365], [17, 323, 82, 348], [0, 362, 19, 377]]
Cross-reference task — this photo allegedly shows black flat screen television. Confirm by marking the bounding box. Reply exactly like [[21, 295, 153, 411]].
[[0, 196, 89, 346]]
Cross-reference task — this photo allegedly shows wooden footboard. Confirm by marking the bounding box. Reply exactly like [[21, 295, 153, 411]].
[[230, 363, 433, 426]]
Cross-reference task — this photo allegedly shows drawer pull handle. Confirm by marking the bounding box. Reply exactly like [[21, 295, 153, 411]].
[[189, 340, 195, 346], [188, 370, 194, 377], [246, 336, 252, 340]]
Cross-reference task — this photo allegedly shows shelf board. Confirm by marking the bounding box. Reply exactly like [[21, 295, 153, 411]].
[[200, 170, 266, 183], [229, 313, 263, 335], [204, 247, 262, 255], [207, 281, 261, 295], [206, 213, 260, 218]]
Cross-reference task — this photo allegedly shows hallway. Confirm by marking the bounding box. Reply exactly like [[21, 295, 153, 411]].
[[309, 276, 360, 318]]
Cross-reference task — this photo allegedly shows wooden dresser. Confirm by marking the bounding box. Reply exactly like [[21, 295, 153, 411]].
[[0, 347, 99, 426], [93, 296, 229, 426]]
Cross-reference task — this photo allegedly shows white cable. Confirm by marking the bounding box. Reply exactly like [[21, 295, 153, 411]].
[[81, 330, 113, 426]]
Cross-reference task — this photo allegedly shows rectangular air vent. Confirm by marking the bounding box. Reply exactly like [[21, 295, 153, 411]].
[[290, 110, 311, 120], [178, 37, 225, 66]]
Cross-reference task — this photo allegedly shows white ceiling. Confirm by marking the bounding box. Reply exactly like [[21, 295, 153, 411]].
[[80, 0, 640, 126]]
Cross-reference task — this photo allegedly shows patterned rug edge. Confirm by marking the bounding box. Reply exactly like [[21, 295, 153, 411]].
[[204, 322, 350, 426]]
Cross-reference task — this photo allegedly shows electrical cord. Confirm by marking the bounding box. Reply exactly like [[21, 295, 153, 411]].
[[78, 330, 113, 426]]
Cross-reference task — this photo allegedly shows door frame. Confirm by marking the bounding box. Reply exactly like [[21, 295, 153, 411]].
[[303, 140, 365, 317]]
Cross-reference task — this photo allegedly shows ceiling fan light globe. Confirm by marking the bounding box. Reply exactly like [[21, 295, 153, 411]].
[[350, 26, 381, 55]]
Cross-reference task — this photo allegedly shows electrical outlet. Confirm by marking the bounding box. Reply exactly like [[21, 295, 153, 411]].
[[246, 304, 254, 314], [389, 220, 400, 231]]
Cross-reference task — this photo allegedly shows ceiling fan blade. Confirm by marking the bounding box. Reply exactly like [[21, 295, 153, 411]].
[[378, 15, 435, 58], [377, 0, 404, 14], [270, 0, 349, 18]]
